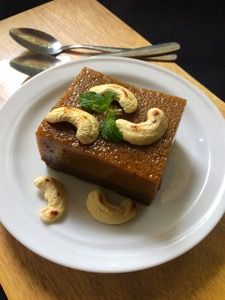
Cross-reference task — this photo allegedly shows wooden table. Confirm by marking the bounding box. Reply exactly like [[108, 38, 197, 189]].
[[0, 1, 225, 299]]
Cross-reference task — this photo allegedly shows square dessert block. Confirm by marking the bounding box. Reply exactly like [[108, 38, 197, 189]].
[[36, 67, 186, 205]]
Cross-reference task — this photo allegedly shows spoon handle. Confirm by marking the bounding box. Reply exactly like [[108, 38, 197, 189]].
[[99, 42, 180, 57], [61, 44, 130, 52], [99, 54, 177, 61], [61, 42, 180, 56], [145, 53, 177, 61]]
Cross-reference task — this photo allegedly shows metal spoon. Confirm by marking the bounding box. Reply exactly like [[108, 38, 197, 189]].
[[9, 28, 180, 57], [9, 52, 61, 76], [10, 52, 177, 77]]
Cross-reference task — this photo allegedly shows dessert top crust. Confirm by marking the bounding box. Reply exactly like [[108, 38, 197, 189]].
[[37, 67, 186, 185]]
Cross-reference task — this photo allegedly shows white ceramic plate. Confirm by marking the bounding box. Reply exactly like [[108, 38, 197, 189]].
[[0, 57, 225, 273]]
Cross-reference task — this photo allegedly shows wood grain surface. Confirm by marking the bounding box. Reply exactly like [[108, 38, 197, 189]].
[[0, 1, 225, 299]]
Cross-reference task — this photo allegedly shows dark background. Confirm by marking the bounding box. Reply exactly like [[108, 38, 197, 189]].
[[1, 0, 225, 101]]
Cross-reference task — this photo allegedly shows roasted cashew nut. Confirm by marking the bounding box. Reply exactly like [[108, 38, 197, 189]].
[[116, 108, 168, 146], [45, 107, 99, 144], [89, 84, 138, 113], [86, 189, 137, 225], [33, 176, 67, 223]]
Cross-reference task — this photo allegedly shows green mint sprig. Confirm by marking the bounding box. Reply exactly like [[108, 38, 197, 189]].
[[79, 91, 116, 113], [100, 111, 123, 142]]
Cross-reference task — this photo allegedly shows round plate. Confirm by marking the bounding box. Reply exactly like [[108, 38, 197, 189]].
[[0, 57, 225, 273]]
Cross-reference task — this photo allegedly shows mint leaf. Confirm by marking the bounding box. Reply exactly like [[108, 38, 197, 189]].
[[79, 91, 116, 113], [101, 111, 123, 142]]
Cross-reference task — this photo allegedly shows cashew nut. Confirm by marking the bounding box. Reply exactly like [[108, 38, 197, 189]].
[[45, 107, 99, 144], [33, 176, 67, 223], [86, 189, 137, 225], [89, 84, 138, 113], [116, 108, 168, 146]]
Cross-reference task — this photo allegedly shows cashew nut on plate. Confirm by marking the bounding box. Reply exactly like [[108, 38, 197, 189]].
[[86, 189, 137, 225], [89, 84, 138, 113], [45, 106, 99, 144], [33, 176, 67, 223], [116, 108, 168, 146]]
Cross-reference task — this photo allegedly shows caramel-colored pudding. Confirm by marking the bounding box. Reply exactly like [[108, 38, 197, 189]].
[[36, 67, 186, 205]]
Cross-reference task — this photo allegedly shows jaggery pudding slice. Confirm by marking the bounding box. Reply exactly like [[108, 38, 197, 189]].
[[36, 67, 186, 205]]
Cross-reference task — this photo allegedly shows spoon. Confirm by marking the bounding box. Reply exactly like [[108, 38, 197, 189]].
[[9, 52, 61, 76], [9, 28, 180, 57], [10, 52, 178, 76]]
